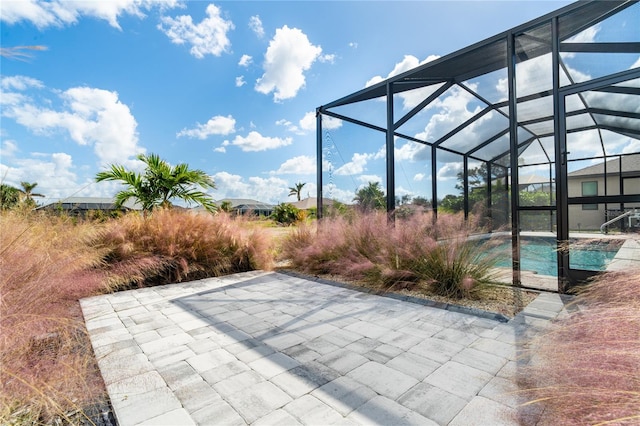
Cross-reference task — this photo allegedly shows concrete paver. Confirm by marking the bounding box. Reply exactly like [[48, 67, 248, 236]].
[[81, 271, 568, 425]]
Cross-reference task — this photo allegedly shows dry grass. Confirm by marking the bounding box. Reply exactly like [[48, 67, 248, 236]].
[[280, 211, 507, 299], [0, 211, 108, 424], [522, 269, 640, 425], [1, 209, 275, 424], [97, 209, 273, 290]]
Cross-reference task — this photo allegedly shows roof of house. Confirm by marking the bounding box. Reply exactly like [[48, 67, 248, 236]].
[[290, 197, 335, 210], [38, 197, 142, 210], [214, 198, 274, 209], [568, 156, 640, 177]]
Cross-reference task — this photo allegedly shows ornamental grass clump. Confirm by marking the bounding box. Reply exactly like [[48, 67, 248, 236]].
[[98, 209, 273, 289], [280, 210, 501, 297], [521, 269, 640, 425], [0, 211, 108, 424]]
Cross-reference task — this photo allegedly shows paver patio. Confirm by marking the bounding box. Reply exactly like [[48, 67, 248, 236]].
[[81, 271, 569, 425]]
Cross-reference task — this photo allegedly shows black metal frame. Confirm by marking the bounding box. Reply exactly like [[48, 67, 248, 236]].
[[316, 0, 640, 293]]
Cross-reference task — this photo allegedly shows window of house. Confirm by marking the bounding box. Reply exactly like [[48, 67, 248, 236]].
[[582, 181, 598, 210]]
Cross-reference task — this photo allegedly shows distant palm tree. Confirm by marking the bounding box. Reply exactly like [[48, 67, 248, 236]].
[[96, 153, 217, 216], [353, 181, 386, 211], [19, 181, 45, 207], [288, 182, 306, 202]]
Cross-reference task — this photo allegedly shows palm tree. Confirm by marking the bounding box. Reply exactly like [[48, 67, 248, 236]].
[[19, 181, 45, 207], [96, 153, 217, 216], [288, 182, 306, 202], [353, 181, 386, 211]]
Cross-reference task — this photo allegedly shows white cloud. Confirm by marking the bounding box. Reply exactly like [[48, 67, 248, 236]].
[[0, 152, 88, 201], [0, 140, 18, 158], [631, 56, 640, 69], [365, 54, 440, 109], [238, 54, 252, 67], [177, 115, 236, 139], [255, 25, 323, 101], [318, 54, 335, 63], [413, 173, 425, 181], [349, 42, 358, 49], [323, 183, 354, 204], [300, 111, 342, 132], [2, 82, 143, 167], [437, 162, 463, 180], [230, 131, 292, 152], [357, 174, 382, 185], [273, 155, 316, 175], [158, 4, 234, 59], [1, 75, 43, 91], [275, 119, 302, 134], [0, 0, 179, 30], [334, 152, 370, 176], [214, 146, 226, 153], [213, 171, 289, 204], [249, 15, 264, 38], [235, 76, 246, 87]]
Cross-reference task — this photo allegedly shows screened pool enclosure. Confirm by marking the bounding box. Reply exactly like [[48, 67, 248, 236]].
[[315, 0, 640, 293]]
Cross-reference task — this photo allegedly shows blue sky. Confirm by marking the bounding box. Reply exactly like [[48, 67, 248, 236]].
[[1, 0, 585, 206]]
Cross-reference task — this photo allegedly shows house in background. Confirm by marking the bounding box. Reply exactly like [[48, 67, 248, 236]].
[[37, 197, 142, 217], [213, 198, 274, 216], [567, 155, 640, 232], [290, 197, 334, 211]]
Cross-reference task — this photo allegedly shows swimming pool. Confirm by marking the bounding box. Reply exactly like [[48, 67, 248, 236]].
[[490, 237, 623, 277]]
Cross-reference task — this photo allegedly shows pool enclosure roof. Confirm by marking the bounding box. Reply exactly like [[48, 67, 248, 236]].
[[316, 0, 640, 292], [318, 0, 640, 167]]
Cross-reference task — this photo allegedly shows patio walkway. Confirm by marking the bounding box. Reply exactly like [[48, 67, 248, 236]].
[[81, 271, 569, 425]]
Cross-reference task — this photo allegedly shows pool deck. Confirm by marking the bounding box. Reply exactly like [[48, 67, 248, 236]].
[[81, 271, 571, 426]]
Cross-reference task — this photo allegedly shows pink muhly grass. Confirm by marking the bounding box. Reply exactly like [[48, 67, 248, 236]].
[[522, 269, 640, 425], [1, 211, 109, 423], [98, 209, 273, 289]]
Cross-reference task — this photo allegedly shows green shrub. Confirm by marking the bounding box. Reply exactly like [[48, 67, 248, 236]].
[[271, 203, 302, 225]]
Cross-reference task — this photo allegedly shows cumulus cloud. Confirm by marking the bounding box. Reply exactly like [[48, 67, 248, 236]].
[[255, 25, 323, 101], [275, 119, 302, 134], [213, 171, 289, 204], [1, 75, 44, 91], [238, 54, 252, 67], [273, 155, 316, 175], [437, 162, 463, 180], [214, 146, 226, 153], [0, 152, 86, 201], [334, 152, 371, 176], [0, 140, 18, 158], [413, 173, 425, 181], [249, 15, 264, 38], [349, 42, 358, 49], [365, 54, 440, 109], [158, 4, 234, 59], [235, 76, 246, 87], [357, 174, 382, 185], [300, 111, 342, 132], [2, 81, 143, 167], [230, 131, 292, 152], [1, 0, 179, 30], [177, 115, 236, 139]]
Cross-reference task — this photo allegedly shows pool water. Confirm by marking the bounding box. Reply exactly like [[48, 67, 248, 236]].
[[491, 238, 622, 277]]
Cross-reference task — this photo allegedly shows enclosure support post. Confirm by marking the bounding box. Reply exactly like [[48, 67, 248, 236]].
[[552, 16, 570, 293], [507, 31, 521, 287], [431, 145, 438, 219], [463, 155, 469, 220], [386, 82, 395, 217], [316, 108, 323, 220]]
